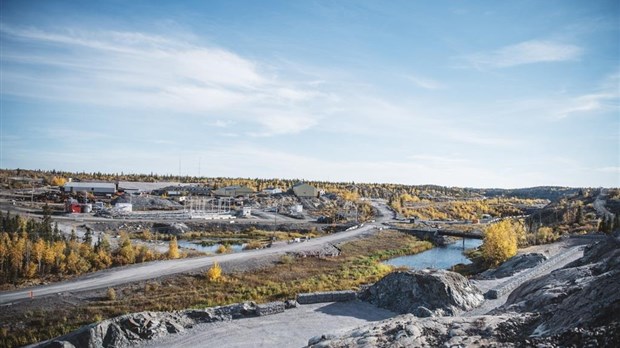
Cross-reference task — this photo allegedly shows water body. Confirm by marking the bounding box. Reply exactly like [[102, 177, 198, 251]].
[[178, 240, 246, 254], [385, 238, 483, 270]]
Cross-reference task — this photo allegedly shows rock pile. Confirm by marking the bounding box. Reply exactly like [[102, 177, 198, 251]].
[[500, 236, 620, 336], [479, 253, 547, 279], [359, 269, 484, 317], [113, 194, 182, 211], [38, 302, 259, 348], [309, 237, 620, 347], [306, 313, 539, 347], [297, 290, 357, 304], [152, 222, 189, 236]]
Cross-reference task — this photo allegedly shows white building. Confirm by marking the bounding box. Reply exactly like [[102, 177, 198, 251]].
[[261, 187, 282, 195]]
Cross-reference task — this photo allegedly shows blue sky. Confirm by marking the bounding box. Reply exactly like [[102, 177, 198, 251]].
[[1, 0, 618, 188]]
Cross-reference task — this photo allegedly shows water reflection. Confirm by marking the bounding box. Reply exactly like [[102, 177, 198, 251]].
[[385, 238, 482, 269]]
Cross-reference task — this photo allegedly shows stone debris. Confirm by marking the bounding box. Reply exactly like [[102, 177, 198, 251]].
[[256, 301, 285, 316], [306, 313, 537, 348], [297, 290, 357, 304], [359, 269, 484, 317], [308, 237, 620, 347], [479, 253, 547, 279], [35, 301, 289, 348]]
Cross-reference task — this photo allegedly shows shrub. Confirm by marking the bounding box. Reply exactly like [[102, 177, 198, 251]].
[[106, 288, 116, 301], [206, 262, 222, 282], [243, 241, 263, 250], [279, 254, 294, 265]]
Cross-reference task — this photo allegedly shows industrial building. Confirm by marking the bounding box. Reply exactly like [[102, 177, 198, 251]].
[[261, 187, 282, 195], [63, 182, 117, 195], [213, 185, 254, 197], [291, 182, 318, 198]]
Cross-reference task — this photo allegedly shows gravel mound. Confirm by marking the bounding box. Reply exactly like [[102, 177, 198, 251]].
[[113, 194, 182, 211], [359, 269, 484, 317], [479, 253, 547, 279]]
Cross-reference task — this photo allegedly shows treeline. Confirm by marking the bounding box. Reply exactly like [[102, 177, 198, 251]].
[[388, 194, 535, 220], [1, 169, 487, 200], [0, 210, 179, 285]]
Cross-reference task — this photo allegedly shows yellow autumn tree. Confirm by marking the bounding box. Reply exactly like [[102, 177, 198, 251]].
[[168, 237, 179, 259], [50, 176, 67, 187], [481, 220, 518, 266]]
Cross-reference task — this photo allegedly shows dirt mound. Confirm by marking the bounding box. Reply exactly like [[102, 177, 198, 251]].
[[479, 253, 547, 279], [359, 269, 484, 317]]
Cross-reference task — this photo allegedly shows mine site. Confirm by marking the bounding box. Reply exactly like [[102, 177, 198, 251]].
[[1, 1, 619, 347], [0, 170, 618, 347]]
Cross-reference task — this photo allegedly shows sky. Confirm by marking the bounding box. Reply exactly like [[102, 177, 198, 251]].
[[0, 0, 618, 188]]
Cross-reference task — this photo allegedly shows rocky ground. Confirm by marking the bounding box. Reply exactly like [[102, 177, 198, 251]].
[[29, 236, 620, 348], [309, 236, 620, 347]]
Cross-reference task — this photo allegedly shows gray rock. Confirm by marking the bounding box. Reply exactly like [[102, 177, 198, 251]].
[[359, 269, 484, 316], [480, 253, 547, 279], [499, 237, 620, 336], [36, 302, 258, 348], [305, 313, 534, 347], [256, 301, 285, 316], [285, 299, 298, 309], [297, 290, 357, 304]]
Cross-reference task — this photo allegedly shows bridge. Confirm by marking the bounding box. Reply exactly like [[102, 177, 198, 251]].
[[390, 226, 484, 243], [436, 229, 484, 239]]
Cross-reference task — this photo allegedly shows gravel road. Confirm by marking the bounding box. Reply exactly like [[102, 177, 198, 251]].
[[465, 237, 592, 317], [140, 301, 396, 348], [0, 201, 393, 305]]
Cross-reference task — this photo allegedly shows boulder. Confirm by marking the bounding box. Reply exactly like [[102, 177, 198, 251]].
[[152, 222, 189, 236], [479, 253, 547, 279], [360, 269, 483, 317]]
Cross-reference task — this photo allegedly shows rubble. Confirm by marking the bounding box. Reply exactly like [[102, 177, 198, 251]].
[[359, 269, 484, 317], [479, 253, 547, 279]]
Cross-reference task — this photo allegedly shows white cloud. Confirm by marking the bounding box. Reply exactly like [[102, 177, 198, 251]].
[[406, 74, 443, 90], [595, 167, 620, 174], [0, 25, 323, 136], [494, 71, 620, 120], [249, 113, 319, 137], [466, 40, 583, 69]]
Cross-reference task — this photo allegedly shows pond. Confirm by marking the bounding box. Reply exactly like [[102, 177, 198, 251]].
[[384, 238, 483, 270], [177, 240, 246, 254]]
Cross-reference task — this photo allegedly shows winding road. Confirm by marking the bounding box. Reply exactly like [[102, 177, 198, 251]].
[[0, 201, 394, 305]]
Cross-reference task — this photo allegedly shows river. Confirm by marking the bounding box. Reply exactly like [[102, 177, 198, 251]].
[[385, 238, 482, 269], [177, 240, 246, 254]]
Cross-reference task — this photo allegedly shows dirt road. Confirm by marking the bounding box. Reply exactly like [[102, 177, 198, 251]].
[[0, 201, 393, 305]]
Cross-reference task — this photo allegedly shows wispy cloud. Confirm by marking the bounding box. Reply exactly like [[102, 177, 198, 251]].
[[0, 25, 323, 136], [493, 71, 620, 120], [406, 74, 443, 90], [465, 40, 583, 69]]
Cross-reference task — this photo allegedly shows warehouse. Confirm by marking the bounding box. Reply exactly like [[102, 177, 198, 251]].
[[291, 182, 318, 198], [63, 182, 117, 195], [213, 185, 254, 197]]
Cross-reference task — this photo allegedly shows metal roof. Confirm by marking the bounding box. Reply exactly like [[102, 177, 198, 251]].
[[64, 182, 117, 189]]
